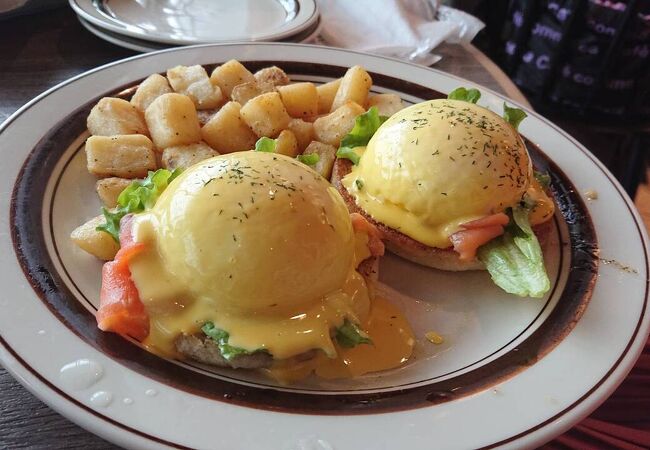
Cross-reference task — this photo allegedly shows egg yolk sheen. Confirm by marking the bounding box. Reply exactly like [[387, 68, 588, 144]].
[[343, 99, 552, 248], [127, 152, 413, 377]]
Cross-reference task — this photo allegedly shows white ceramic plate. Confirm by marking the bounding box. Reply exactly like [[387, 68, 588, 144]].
[[69, 0, 319, 45], [77, 15, 323, 53], [0, 43, 648, 450]]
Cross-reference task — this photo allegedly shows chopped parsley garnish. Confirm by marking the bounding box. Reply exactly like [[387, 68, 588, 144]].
[[335, 319, 372, 348], [256, 136, 321, 167], [335, 147, 361, 165], [336, 106, 387, 165], [202, 322, 268, 361], [503, 103, 527, 130], [296, 153, 320, 166], [97, 168, 182, 242], [447, 87, 481, 104], [355, 179, 364, 190], [254, 136, 277, 153]]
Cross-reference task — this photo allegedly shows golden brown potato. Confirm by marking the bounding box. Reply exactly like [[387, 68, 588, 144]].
[[130, 74, 172, 112], [230, 80, 275, 106], [316, 78, 342, 114], [87, 97, 148, 136], [303, 141, 336, 179], [254, 66, 290, 87], [239, 92, 291, 138], [86, 134, 157, 178], [96, 177, 132, 208], [367, 93, 405, 117], [200, 101, 257, 153], [145, 93, 201, 149], [167, 65, 223, 110], [210, 60, 255, 98], [161, 142, 219, 170], [313, 102, 365, 147], [197, 108, 219, 126], [331, 66, 372, 111], [274, 130, 299, 157], [277, 82, 318, 118], [287, 118, 314, 152], [70, 215, 120, 261]]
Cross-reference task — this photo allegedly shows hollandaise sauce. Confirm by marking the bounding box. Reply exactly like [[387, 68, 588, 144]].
[[264, 295, 415, 383], [342, 99, 554, 248]]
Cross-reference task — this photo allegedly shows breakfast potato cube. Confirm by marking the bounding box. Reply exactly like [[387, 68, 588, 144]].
[[331, 66, 372, 111], [162, 142, 218, 170], [197, 108, 219, 126], [201, 101, 257, 153], [367, 93, 404, 117], [86, 134, 156, 178], [70, 215, 120, 261], [145, 93, 201, 149], [277, 82, 318, 118], [316, 78, 342, 114], [210, 60, 255, 98], [303, 141, 336, 179], [96, 177, 132, 208], [313, 102, 365, 147], [231, 80, 275, 106], [87, 97, 148, 136], [287, 118, 314, 152], [254, 66, 290, 87], [274, 130, 299, 157], [239, 92, 291, 138], [167, 65, 223, 110], [130, 74, 172, 112]]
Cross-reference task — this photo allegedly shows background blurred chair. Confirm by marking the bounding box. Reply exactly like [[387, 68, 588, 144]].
[[447, 0, 650, 197]]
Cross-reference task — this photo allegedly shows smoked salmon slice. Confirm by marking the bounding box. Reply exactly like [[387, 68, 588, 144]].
[[96, 215, 149, 340], [350, 212, 385, 257], [450, 213, 510, 261], [460, 212, 509, 229]]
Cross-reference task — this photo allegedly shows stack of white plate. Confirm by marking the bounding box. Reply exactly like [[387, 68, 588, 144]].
[[69, 0, 321, 52]]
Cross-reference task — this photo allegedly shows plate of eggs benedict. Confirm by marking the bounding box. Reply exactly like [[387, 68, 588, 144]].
[[1, 44, 648, 450]]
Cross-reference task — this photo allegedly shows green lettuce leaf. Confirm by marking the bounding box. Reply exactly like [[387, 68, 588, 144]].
[[336, 106, 387, 165], [335, 319, 372, 348], [534, 170, 551, 190], [447, 87, 481, 103], [202, 322, 267, 360], [254, 136, 277, 153], [477, 207, 550, 298], [96, 168, 182, 242], [296, 153, 320, 165], [503, 103, 527, 130], [335, 147, 361, 165]]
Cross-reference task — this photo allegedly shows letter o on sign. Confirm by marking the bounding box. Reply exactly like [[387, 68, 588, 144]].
[[574, 73, 594, 85], [536, 55, 550, 69]]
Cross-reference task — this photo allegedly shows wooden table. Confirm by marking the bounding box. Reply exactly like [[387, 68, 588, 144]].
[[3, 6, 647, 450]]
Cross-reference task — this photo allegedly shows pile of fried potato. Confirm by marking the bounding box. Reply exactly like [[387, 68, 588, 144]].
[[72, 60, 405, 260]]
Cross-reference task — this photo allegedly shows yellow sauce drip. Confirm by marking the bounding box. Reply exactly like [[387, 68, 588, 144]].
[[134, 242, 372, 360], [264, 295, 415, 383], [425, 331, 444, 344], [527, 178, 555, 225]]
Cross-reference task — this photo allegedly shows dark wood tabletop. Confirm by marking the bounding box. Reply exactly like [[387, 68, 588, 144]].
[[2, 5, 647, 450]]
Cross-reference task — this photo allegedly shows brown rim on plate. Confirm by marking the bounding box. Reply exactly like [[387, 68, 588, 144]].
[[9, 61, 600, 417]]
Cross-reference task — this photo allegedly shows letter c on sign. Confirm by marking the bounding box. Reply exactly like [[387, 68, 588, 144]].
[[536, 55, 550, 69]]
